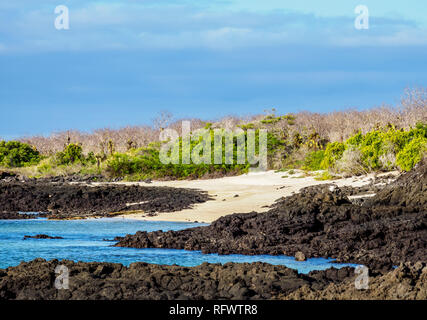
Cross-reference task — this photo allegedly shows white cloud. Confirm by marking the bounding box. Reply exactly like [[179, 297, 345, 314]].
[[0, 1, 426, 54]]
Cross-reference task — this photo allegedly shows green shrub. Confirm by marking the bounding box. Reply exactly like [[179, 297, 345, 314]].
[[347, 126, 425, 171], [106, 147, 164, 177], [396, 136, 427, 171], [320, 142, 345, 169], [86, 152, 97, 165], [357, 130, 384, 169], [36, 160, 53, 174], [410, 122, 427, 138], [346, 131, 363, 146], [303, 150, 325, 171], [319, 124, 427, 173], [105, 128, 278, 179], [0, 141, 40, 167], [106, 153, 139, 176], [55, 143, 85, 165], [106, 144, 250, 179]]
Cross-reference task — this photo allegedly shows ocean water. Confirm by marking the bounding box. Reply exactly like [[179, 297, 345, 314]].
[[0, 218, 358, 274]]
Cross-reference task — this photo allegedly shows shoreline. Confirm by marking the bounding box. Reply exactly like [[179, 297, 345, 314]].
[[108, 170, 398, 223], [1, 164, 425, 300], [114, 160, 426, 272], [1, 258, 424, 300]]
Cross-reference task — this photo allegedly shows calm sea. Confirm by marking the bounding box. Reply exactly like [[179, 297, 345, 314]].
[[0, 218, 358, 273]]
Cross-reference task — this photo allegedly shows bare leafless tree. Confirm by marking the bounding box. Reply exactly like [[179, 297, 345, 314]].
[[16, 88, 426, 156]]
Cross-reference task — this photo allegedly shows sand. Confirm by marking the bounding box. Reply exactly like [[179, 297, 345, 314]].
[[98, 170, 399, 223]]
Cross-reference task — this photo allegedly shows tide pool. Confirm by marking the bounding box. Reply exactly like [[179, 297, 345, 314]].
[[0, 218, 358, 273]]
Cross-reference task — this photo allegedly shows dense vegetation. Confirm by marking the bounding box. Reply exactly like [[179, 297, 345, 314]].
[[0, 141, 40, 167], [1, 88, 426, 180], [1, 121, 425, 180], [303, 123, 427, 174], [104, 128, 276, 179]]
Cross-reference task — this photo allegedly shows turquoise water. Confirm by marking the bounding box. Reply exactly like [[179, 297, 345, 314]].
[[0, 218, 358, 274]]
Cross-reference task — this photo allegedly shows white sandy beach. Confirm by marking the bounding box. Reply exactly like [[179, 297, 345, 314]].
[[97, 170, 398, 223]]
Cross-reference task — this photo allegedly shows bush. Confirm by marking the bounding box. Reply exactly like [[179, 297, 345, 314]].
[[396, 136, 427, 171], [356, 130, 384, 170], [320, 142, 345, 169], [106, 153, 140, 176], [105, 128, 274, 179], [346, 131, 363, 146], [55, 143, 85, 165], [106, 148, 163, 177], [36, 159, 53, 174], [319, 124, 427, 173], [410, 122, 427, 138], [303, 150, 325, 171], [348, 126, 425, 171], [335, 146, 368, 175], [86, 152, 97, 165], [106, 145, 249, 180], [0, 141, 40, 167]]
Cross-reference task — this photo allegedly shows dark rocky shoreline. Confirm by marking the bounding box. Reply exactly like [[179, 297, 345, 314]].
[[0, 181, 210, 219], [0, 212, 49, 220], [0, 172, 117, 183], [0, 160, 425, 300], [0, 259, 424, 300], [115, 160, 427, 272]]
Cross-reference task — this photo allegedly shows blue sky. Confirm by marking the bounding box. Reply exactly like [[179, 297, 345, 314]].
[[1, 0, 426, 139]]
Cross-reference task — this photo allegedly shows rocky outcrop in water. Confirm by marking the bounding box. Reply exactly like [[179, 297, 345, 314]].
[[116, 160, 427, 271], [0, 259, 424, 300], [0, 182, 210, 219], [23, 234, 64, 240]]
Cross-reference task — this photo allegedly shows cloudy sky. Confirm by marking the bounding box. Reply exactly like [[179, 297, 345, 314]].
[[1, 0, 426, 138]]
